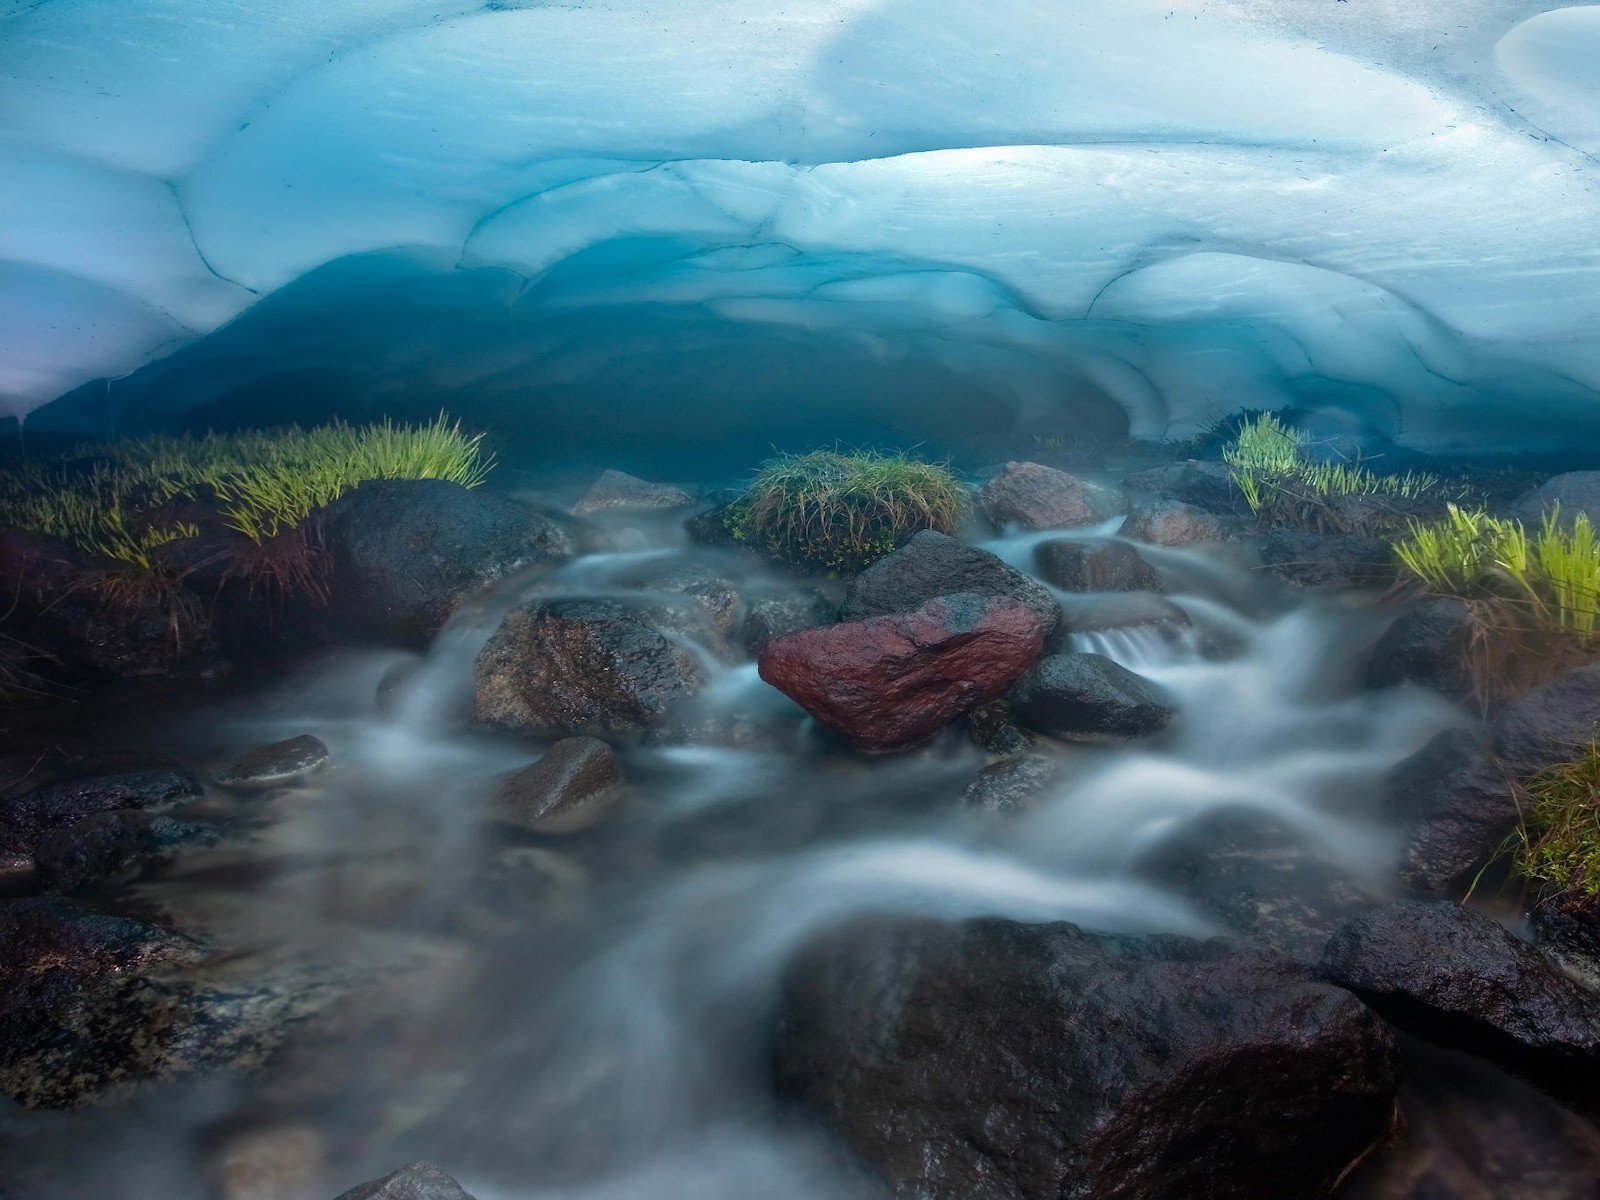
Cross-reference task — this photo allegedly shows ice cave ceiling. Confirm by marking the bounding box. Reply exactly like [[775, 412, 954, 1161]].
[[5, 0, 1600, 454]]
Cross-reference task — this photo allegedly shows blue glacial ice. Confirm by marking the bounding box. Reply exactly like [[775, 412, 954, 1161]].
[[4, 0, 1600, 450]]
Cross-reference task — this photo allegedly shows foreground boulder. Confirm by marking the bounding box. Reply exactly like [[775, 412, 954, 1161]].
[[473, 599, 707, 738], [1321, 900, 1600, 1096], [1011, 651, 1175, 742], [1033, 540, 1162, 593], [1389, 662, 1600, 892], [841, 530, 1061, 637], [323, 479, 572, 643], [759, 594, 1044, 751], [570, 469, 693, 515], [492, 737, 625, 834], [979, 461, 1127, 530], [778, 915, 1400, 1200], [2, 761, 201, 852], [333, 1163, 475, 1200]]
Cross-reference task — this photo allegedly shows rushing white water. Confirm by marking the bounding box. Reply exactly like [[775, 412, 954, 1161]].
[[2, 525, 1469, 1199]]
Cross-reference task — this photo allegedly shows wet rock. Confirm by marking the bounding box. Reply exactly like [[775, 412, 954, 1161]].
[[965, 698, 1037, 755], [841, 530, 1061, 637], [682, 489, 744, 548], [2, 762, 202, 845], [978, 461, 1127, 530], [492, 737, 625, 834], [323, 478, 572, 643], [33, 810, 216, 892], [961, 754, 1061, 813], [777, 914, 1400, 1200], [739, 590, 833, 655], [570, 469, 694, 515], [1508, 471, 1600, 529], [333, 1162, 476, 1200], [1321, 900, 1600, 1096], [1262, 529, 1394, 590], [1118, 500, 1229, 547], [473, 599, 707, 738], [612, 559, 746, 638], [1530, 896, 1600, 988], [1032, 539, 1162, 593], [1124, 459, 1246, 515], [1136, 807, 1380, 961], [1059, 591, 1190, 637], [1397, 662, 1600, 892], [219, 734, 331, 787], [1010, 651, 1176, 742], [759, 593, 1045, 751], [1365, 598, 1477, 701]]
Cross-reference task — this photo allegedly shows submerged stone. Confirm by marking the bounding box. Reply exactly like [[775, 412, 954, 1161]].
[[492, 737, 625, 834], [220, 734, 331, 787]]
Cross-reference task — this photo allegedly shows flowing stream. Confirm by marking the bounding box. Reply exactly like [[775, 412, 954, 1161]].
[[1, 519, 1483, 1199]]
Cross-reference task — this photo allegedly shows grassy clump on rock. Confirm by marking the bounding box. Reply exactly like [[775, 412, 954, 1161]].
[[1517, 744, 1600, 901], [727, 449, 965, 574], [1223, 413, 1438, 534], [0, 415, 492, 594]]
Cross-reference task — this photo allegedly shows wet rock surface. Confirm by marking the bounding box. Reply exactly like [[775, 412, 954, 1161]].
[[473, 598, 709, 738], [323, 479, 572, 643], [220, 734, 331, 787], [778, 914, 1400, 1200], [1366, 598, 1477, 700], [570, 469, 693, 515], [1118, 499, 1230, 547], [738, 589, 833, 655], [33, 810, 216, 893], [979, 461, 1127, 530], [492, 737, 625, 834], [961, 753, 1061, 813], [841, 530, 1061, 637], [759, 593, 1045, 750], [1010, 651, 1176, 742], [1321, 900, 1600, 1096], [332, 1162, 476, 1200], [1, 761, 202, 853], [1124, 459, 1245, 515], [1032, 539, 1162, 593], [1262, 529, 1394, 589]]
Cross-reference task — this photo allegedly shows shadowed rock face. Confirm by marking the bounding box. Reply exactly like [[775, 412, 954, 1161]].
[[323, 478, 572, 644], [473, 598, 709, 739], [759, 593, 1044, 750], [777, 914, 1401, 1200], [841, 530, 1061, 637]]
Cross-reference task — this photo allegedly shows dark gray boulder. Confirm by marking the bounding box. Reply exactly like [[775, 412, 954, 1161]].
[[961, 754, 1062, 813], [33, 810, 216, 892], [1124, 459, 1245, 515], [219, 734, 330, 787], [1365, 598, 1476, 700], [1261, 529, 1394, 590], [841, 530, 1061, 637], [473, 599, 707, 738], [739, 590, 833, 655], [1321, 900, 1600, 1096], [2, 763, 201, 847], [1508, 471, 1600, 529], [1011, 651, 1175, 742], [333, 1162, 476, 1200], [1032, 540, 1162, 593], [323, 479, 572, 643], [492, 737, 625, 834], [777, 914, 1400, 1200]]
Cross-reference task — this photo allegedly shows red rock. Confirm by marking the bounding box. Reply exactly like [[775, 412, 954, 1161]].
[[758, 593, 1045, 751]]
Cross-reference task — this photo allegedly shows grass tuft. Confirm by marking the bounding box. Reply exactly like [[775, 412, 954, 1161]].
[[0, 414, 493, 598], [726, 449, 965, 574], [1223, 414, 1439, 533], [1517, 744, 1600, 901]]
